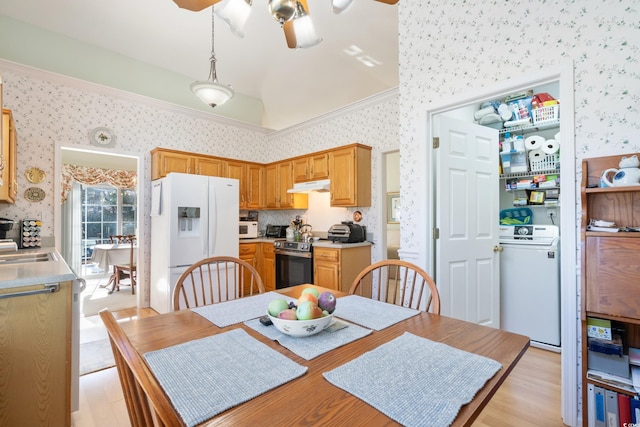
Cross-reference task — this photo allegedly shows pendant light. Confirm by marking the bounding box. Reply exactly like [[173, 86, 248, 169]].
[[291, 1, 322, 48], [190, 7, 234, 108], [331, 0, 354, 14]]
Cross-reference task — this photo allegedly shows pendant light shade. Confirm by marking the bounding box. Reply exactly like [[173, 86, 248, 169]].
[[214, 0, 252, 38], [292, 1, 322, 48], [331, 0, 354, 14], [191, 7, 234, 108]]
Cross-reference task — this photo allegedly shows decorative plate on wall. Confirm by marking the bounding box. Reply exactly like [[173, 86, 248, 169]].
[[25, 167, 46, 184], [89, 127, 116, 148], [24, 187, 46, 202]]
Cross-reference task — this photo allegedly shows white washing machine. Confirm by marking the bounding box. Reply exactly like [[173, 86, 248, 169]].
[[499, 224, 560, 349]]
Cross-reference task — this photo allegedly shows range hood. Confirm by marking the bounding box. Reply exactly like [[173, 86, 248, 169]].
[[287, 179, 331, 193]]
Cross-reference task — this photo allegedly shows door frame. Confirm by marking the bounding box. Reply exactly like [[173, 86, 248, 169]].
[[53, 141, 145, 310], [416, 62, 577, 425]]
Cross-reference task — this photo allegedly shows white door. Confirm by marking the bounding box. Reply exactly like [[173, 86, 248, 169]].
[[435, 116, 500, 327]]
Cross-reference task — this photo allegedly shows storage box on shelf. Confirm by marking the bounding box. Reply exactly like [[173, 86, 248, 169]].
[[580, 153, 640, 426]]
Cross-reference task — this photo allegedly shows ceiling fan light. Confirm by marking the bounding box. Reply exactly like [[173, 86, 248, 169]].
[[292, 15, 322, 48], [190, 80, 234, 107], [214, 0, 252, 38], [331, 0, 354, 14], [292, 2, 322, 48]]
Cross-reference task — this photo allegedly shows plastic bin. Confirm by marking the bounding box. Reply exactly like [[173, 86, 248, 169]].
[[500, 208, 533, 225], [532, 104, 559, 124]]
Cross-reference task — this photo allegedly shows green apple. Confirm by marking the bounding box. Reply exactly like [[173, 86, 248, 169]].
[[268, 298, 290, 317]]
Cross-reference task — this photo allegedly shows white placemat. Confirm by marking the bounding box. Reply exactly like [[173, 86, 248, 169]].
[[323, 332, 502, 427], [144, 328, 307, 427], [333, 295, 420, 330], [191, 292, 294, 327], [244, 317, 372, 360]]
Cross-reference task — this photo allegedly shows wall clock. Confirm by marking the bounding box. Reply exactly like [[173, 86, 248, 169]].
[[90, 127, 116, 148]]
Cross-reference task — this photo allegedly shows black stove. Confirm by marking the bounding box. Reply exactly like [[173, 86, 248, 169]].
[[273, 240, 312, 253], [274, 240, 313, 289]]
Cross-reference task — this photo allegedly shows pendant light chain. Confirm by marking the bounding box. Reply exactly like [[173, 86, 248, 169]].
[[209, 7, 219, 83]]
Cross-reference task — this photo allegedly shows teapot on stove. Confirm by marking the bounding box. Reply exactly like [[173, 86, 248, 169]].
[[600, 155, 640, 187]]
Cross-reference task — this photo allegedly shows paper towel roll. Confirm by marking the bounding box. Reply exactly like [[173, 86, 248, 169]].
[[554, 131, 561, 144], [474, 106, 495, 120], [524, 135, 545, 151], [528, 149, 545, 160], [541, 139, 560, 155]]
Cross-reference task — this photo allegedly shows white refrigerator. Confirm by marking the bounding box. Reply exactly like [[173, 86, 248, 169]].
[[150, 173, 239, 313]]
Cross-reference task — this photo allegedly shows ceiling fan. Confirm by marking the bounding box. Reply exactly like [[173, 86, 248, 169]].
[[172, 0, 399, 49]]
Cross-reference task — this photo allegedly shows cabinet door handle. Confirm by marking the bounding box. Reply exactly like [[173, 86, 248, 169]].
[[0, 283, 59, 300]]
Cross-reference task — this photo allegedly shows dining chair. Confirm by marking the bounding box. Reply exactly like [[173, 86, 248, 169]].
[[173, 256, 265, 311], [348, 259, 441, 314], [109, 235, 137, 294], [99, 309, 182, 427]]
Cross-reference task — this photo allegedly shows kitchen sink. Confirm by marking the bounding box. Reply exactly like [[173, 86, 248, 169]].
[[0, 252, 55, 265]]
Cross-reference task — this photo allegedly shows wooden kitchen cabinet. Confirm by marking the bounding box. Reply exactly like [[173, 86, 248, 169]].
[[261, 242, 276, 292], [313, 245, 371, 292], [151, 148, 194, 179], [228, 160, 263, 210], [239, 242, 259, 295], [0, 281, 72, 426], [293, 153, 329, 183], [264, 161, 308, 210], [580, 154, 640, 425], [328, 144, 371, 207], [194, 155, 225, 177], [0, 109, 17, 203]]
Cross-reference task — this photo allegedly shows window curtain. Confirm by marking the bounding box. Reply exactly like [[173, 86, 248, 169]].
[[61, 164, 137, 203]]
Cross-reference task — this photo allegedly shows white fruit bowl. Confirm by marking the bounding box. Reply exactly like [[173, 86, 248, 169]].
[[267, 311, 334, 337]]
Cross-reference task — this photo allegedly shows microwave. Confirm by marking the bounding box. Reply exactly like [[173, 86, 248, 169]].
[[239, 221, 258, 239]]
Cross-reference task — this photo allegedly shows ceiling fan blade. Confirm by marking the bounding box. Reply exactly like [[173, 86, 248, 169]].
[[374, 0, 399, 4], [172, 0, 222, 12]]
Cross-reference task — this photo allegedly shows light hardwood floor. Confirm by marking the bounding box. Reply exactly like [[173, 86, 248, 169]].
[[72, 307, 565, 427]]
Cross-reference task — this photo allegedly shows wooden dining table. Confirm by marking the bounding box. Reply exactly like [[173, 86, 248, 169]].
[[119, 284, 529, 426]]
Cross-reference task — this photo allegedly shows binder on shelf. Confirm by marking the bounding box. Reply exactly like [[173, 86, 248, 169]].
[[594, 386, 606, 427], [631, 397, 640, 423], [618, 393, 631, 426], [587, 383, 596, 427], [605, 389, 619, 427]]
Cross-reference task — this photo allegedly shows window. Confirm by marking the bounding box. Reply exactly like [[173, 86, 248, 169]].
[[81, 185, 137, 262]]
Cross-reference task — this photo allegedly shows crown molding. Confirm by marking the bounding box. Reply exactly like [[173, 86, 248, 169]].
[[1, 58, 398, 137], [0, 59, 272, 134]]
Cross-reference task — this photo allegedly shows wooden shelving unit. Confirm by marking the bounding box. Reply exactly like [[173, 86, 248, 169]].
[[580, 154, 640, 425]]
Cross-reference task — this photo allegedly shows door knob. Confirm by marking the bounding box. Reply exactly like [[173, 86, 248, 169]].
[[493, 245, 503, 252]]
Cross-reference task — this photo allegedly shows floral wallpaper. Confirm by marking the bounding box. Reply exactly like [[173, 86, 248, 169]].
[[398, 0, 639, 422]]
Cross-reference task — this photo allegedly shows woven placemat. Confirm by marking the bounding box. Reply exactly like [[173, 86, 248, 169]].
[[332, 295, 420, 330], [323, 332, 502, 427], [144, 328, 307, 426], [192, 292, 294, 327], [244, 318, 372, 360]]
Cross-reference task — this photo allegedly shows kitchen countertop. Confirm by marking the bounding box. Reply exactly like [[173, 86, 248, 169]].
[[239, 238, 372, 249], [0, 247, 76, 289]]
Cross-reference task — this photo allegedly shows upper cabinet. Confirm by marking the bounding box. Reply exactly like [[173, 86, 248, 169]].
[[150, 143, 371, 210], [264, 161, 308, 210], [227, 160, 263, 209], [293, 153, 329, 183], [329, 144, 371, 207], [0, 109, 17, 204], [151, 148, 194, 179]]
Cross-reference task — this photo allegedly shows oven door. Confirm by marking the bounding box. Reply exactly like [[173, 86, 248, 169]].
[[275, 250, 313, 289]]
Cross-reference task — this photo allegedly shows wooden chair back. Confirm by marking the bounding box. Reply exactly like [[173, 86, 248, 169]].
[[348, 259, 441, 314], [110, 235, 137, 293], [173, 256, 265, 311], [99, 309, 183, 427]]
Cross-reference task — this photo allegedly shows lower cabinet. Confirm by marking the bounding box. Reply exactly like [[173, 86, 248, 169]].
[[261, 243, 276, 292], [313, 245, 372, 293], [0, 281, 72, 426], [239, 243, 258, 295]]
